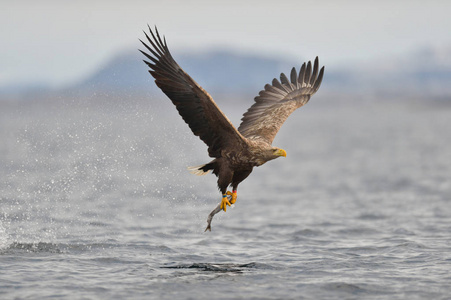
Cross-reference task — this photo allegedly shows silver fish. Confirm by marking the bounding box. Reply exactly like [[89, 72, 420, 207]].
[[204, 195, 233, 232]]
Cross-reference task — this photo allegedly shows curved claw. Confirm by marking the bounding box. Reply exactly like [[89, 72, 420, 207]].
[[220, 196, 231, 212], [226, 190, 237, 204]]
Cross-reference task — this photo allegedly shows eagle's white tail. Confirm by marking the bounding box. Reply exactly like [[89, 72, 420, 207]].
[[187, 164, 211, 176]]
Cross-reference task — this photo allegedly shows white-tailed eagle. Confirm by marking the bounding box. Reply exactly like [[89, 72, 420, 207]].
[[139, 26, 324, 231]]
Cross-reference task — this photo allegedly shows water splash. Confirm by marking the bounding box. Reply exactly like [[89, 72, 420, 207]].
[[0, 218, 9, 250]]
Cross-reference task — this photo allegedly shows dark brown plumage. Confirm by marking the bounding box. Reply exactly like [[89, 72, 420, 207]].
[[139, 26, 324, 227]]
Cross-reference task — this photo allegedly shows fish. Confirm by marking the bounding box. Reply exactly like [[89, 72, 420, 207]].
[[204, 195, 233, 232]]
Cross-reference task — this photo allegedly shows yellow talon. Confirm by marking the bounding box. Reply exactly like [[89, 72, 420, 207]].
[[220, 195, 231, 212], [226, 191, 237, 204]]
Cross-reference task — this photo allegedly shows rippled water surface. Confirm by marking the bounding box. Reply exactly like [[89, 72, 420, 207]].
[[1, 96, 451, 299]]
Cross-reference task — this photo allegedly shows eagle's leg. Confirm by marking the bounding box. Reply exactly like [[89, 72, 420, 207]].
[[226, 190, 237, 204], [218, 166, 234, 212], [226, 170, 251, 206]]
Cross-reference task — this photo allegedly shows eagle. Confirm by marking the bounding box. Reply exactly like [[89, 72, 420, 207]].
[[139, 26, 324, 230]]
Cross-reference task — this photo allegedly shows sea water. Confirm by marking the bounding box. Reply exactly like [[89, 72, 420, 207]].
[[1, 95, 450, 299]]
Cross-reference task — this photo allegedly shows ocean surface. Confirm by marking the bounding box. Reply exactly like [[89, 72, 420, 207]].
[[1, 94, 450, 299]]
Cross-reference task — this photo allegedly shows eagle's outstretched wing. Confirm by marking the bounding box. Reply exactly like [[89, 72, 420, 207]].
[[139, 26, 247, 157], [238, 57, 324, 144]]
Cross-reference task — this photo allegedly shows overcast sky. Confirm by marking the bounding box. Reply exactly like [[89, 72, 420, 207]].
[[1, 0, 450, 88]]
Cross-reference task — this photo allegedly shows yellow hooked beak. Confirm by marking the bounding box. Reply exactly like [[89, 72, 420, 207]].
[[275, 148, 287, 157]]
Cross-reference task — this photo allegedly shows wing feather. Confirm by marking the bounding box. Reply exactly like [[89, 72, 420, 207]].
[[309, 57, 319, 85], [271, 78, 289, 94], [238, 57, 325, 143], [140, 26, 247, 157], [290, 67, 298, 88], [280, 73, 290, 86], [304, 61, 312, 86], [298, 62, 306, 85]]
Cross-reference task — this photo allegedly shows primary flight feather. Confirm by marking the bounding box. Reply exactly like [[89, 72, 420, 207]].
[[139, 26, 325, 231]]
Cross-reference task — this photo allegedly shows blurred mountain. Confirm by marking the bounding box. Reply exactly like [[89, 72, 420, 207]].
[[64, 44, 451, 99], [1, 45, 450, 100], [336, 45, 451, 98], [70, 49, 297, 95]]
